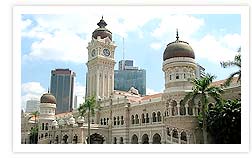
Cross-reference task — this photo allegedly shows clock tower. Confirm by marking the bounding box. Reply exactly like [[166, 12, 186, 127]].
[[86, 17, 116, 99]]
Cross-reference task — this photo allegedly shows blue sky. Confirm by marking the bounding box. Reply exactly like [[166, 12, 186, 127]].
[[20, 7, 241, 110]]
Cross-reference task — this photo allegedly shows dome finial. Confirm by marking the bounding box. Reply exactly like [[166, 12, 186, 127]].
[[176, 28, 179, 41], [97, 16, 107, 28]]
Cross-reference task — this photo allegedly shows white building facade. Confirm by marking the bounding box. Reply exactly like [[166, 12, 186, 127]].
[[21, 17, 241, 144]]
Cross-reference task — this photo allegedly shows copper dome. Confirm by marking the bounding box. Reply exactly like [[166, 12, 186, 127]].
[[163, 30, 195, 61], [92, 17, 112, 40], [40, 93, 56, 104]]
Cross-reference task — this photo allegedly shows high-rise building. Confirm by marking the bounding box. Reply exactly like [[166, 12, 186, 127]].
[[195, 63, 206, 79], [115, 60, 146, 95], [50, 69, 76, 114], [25, 99, 39, 113]]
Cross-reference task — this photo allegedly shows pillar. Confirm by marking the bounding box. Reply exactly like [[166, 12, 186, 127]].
[[187, 134, 191, 144], [177, 105, 180, 116], [185, 104, 189, 115], [178, 133, 181, 144]]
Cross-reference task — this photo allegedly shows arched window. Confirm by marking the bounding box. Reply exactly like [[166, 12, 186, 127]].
[[41, 134, 44, 139], [121, 116, 124, 125], [188, 100, 193, 115], [170, 75, 172, 80], [100, 119, 103, 125], [113, 137, 117, 144], [153, 133, 161, 144], [167, 127, 171, 136], [171, 100, 178, 116], [104, 118, 106, 125], [117, 116, 120, 125], [176, 74, 179, 79], [146, 113, 149, 123], [120, 137, 123, 144], [172, 129, 178, 138], [184, 73, 186, 79], [135, 114, 139, 124], [152, 112, 156, 122], [157, 111, 161, 122], [131, 134, 138, 144], [181, 131, 187, 142], [42, 123, 44, 130], [180, 100, 186, 115], [142, 113, 145, 123], [107, 118, 109, 125], [45, 133, 48, 138], [45, 123, 48, 130], [114, 117, 116, 126], [131, 115, 135, 124]]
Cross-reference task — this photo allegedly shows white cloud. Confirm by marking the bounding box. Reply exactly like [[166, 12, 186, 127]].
[[146, 88, 160, 95], [24, 30, 87, 63], [151, 15, 204, 40], [22, 82, 46, 94], [221, 33, 241, 50], [191, 34, 239, 63], [21, 82, 46, 110], [150, 43, 162, 50], [21, 19, 32, 31]]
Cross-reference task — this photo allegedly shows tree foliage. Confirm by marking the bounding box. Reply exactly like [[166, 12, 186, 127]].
[[78, 96, 100, 144], [220, 48, 241, 87], [182, 74, 223, 144], [206, 99, 241, 144]]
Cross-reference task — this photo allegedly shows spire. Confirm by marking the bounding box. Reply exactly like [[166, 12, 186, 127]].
[[97, 16, 107, 28], [176, 28, 179, 41]]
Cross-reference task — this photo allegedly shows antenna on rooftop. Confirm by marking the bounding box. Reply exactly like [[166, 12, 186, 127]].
[[123, 37, 125, 60]]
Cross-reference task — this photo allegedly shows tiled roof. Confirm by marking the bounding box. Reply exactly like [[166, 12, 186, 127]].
[[142, 93, 163, 101], [211, 76, 239, 87]]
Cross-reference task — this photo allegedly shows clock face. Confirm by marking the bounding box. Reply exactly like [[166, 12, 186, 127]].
[[103, 48, 110, 57], [91, 49, 96, 57]]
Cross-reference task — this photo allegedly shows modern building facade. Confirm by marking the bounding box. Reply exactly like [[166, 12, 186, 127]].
[[21, 17, 241, 144], [25, 99, 39, 113], [195, 63, 206, 79], [50, 69, 76, 114], [115, 60, 146, 95]]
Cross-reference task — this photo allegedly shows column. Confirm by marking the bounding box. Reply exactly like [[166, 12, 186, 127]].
[[177, 105, 180, 116], [193, 107, 196, 116], [185, 104, 189, 115], [178, 133, 181, 144], [187, 134, 191, 144], [169, 106, 172, 116], [170, 131, 173, 143], [96, 71, 99, 97]]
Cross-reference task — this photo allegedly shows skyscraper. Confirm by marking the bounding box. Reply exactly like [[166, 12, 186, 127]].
[[25, 99, 39, 113], [50, 69, 76, 114], [114, 60, 146, 95]]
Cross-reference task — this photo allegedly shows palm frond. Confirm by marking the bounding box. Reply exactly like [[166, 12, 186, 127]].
[[223, 71, 240, 87]]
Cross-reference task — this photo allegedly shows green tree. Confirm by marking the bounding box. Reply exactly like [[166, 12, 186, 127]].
[[220, 48, 241, 87], [206, 99, 241, 143], [78, 96, 100, 144], [182, 74, 223, 144], [29, 111, 39, 144]]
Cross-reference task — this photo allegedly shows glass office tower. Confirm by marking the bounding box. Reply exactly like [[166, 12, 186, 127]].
[[50, 69, 76, 114], [115, 60, 146, 95]]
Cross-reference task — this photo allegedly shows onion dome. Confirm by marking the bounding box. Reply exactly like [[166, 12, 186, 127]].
[[69, 115, 76, 125], [77, 116, 84, 124], [92, 16, 112, 40], [163, 29, 195, 61], [40, 92, 56, 104]]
